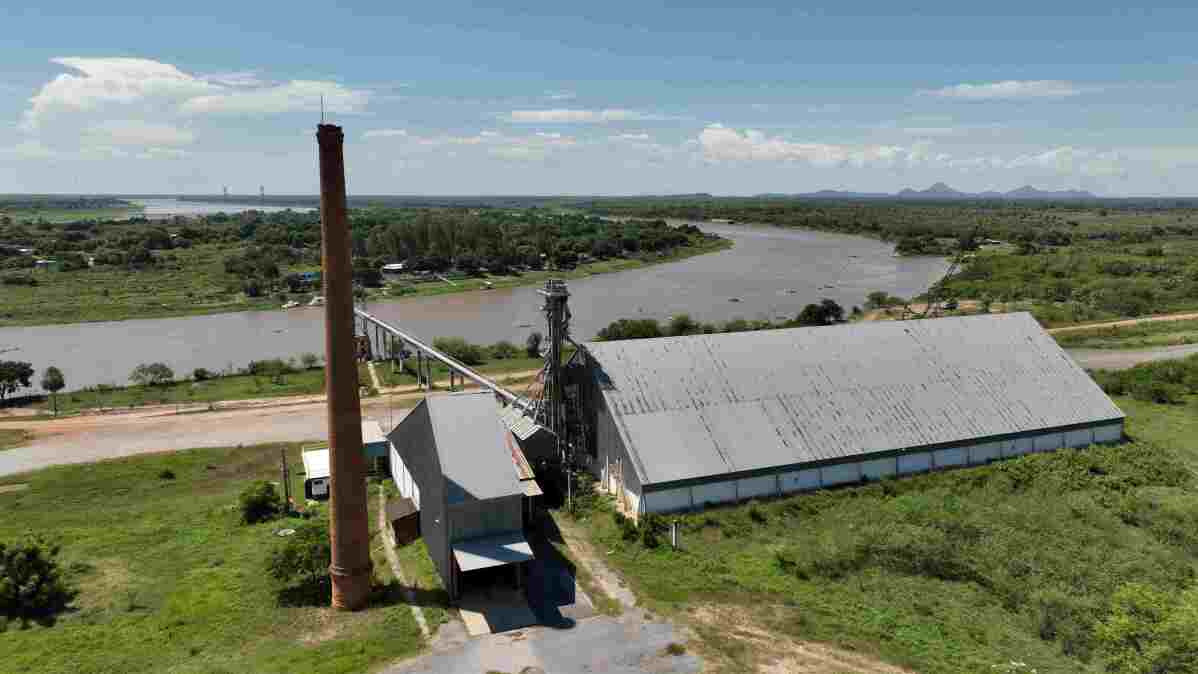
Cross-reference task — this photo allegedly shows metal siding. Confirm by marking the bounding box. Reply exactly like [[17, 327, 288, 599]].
[[386, 402, 451, 590], [643, 487, 692, 514], [898, 452, 933, 475], [862, 457, 898, 480], [1093, 423, 1124, 444], [971, 442, 1002, 464], [692, 480, 737, 506], [821, 462, 860, 486], [1065, 428, 1094, 448], [1007, 437, 1034, 457], [449, 495, 523, 544], [738, 475, 778, 499], [934, 447, 967, 468], [586, 313, 1124, 488], [1035, 432, 1065, 452], [780, 469, 821, 492]]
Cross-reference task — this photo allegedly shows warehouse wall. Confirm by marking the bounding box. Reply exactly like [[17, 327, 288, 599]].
[[387, 402, 451, 591], [594, 403, 643, 516], [632, 421, 1125, 516], [449, 495, 523, 543]]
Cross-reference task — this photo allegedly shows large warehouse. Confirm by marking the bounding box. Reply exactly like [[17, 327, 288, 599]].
[[579, 312, 1125, 517]]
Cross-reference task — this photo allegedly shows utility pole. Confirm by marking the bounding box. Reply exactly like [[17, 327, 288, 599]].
[[317, 123, 372, 611]]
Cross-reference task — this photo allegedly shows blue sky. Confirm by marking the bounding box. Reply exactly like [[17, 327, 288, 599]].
[[3, 1, 1197, 195]]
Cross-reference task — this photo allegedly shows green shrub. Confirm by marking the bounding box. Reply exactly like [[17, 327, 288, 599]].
[[157, 468, 176, 480], [0, 536, 73, 622], [488, 341, 520, 359], [192, 367, 213, 382], [432, 337, 485, 366], [267, 519, 331, 586], [641, 513, 668, 548], [239, 480, 283, 524]]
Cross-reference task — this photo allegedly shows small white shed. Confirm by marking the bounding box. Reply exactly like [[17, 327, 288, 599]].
[[302, 447, 331, 501]]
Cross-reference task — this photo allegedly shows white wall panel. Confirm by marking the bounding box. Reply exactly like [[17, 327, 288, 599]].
[[692, 481, 737, 506], [1035, 432, 1064, 452], [1065, 429, 1093, 448], [898, 452, 932, 475], [780, 469, 821, 493], [1093, 423, 1123, 444], [821, 463, 860, 486], [970, 442, 1002, 464], [643, 487, 692, 514], [862, 457, 898, 480], [738, 475, 778, 499], [934, 447, 967, 468]]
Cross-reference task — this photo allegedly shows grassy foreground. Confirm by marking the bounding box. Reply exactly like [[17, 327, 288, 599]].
[[572, 397, 1198, 673], [0, 443, 425, 673], [1054, 318, 1198, 350]]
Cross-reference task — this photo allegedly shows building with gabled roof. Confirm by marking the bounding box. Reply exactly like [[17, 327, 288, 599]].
[[386, 392, 541, 599], [578, 312, 1124, 517]]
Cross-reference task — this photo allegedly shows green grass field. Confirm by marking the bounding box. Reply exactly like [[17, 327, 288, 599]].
[[371, 355, 546, 388], [570, 396, 1198, 674], [0, 206, 141, 223], [0, 443, 425, 673], [36, 369, 328, 415], [0, 428, 30, 451]]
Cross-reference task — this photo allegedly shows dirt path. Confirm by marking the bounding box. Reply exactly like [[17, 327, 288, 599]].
[[0, 397, 411, 479], [1045, 311, 1198, 334]]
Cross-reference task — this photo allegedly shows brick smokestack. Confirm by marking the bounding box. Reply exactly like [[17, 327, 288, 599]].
[[317, 124, 372, 610]]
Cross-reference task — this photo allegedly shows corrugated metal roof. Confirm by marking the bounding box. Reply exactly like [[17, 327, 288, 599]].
[[499, 404, 546, 441], [425, 393, 525, 503], [585, 312, 1125, 488]]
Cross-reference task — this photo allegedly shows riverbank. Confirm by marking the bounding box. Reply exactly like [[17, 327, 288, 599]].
[[0, 237, 731, 328]]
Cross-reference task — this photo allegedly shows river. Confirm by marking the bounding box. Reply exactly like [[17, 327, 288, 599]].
[[0, 223, 948, 391], [132, 198, 314, 217]]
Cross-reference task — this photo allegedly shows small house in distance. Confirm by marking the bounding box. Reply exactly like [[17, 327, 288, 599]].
[[387, 392, 541, 599], [578, 312, 1125, 518]]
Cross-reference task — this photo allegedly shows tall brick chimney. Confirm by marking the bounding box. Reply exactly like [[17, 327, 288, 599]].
[[317, 124, 372, 610]]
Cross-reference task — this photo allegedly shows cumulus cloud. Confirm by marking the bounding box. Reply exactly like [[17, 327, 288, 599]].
[[699, 125, 869, 166], [181, 80, 369, 115], [924, 80, 1082, 100], [612, 133, 651, 141], [84, 120, 195, 147], [545, 90, 576, 101], [507, 108, 655, 123], [22, 57, 217, 130]]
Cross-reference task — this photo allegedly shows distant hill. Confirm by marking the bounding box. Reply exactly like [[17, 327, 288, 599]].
[[795, 184, 1098, 200]]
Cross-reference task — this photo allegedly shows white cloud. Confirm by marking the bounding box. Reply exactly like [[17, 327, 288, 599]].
[[507, 108, 654, 123], [924, 80, 1082, 100], [22, 57, 218, 130], [699, 125, 862, 166], [363, 128, 408, 138], [545, 90, 576, 101], [201, 71, 267, 88], [85, 120, 195, 147], [181, 80, 370, 115], [612, 133, 651, 141]]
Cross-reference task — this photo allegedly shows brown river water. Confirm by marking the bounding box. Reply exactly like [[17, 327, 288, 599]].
[[0, 223, 949, 391]]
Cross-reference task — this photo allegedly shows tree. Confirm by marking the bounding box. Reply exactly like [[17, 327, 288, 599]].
[[267, 519, 331, 587], [0, 361, 34, 401], [0, 535, 73, 623], [668, 314, 698, 336], [795, 299, 844, 327], [525, 331, 543, 358], [129, 362, 174, 387], [239, 480, 283, 524], [40, 366, 65, 415]]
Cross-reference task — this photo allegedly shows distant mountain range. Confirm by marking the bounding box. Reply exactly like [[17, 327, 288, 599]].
[[765, 183, 1098, 200]]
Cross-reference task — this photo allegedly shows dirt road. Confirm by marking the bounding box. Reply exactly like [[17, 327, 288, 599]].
[[1046, 311, 1198, 334], [0, 397, 411, 479]]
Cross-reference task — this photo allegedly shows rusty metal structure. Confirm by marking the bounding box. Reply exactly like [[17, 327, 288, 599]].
[[317, 124, 372, 611]]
